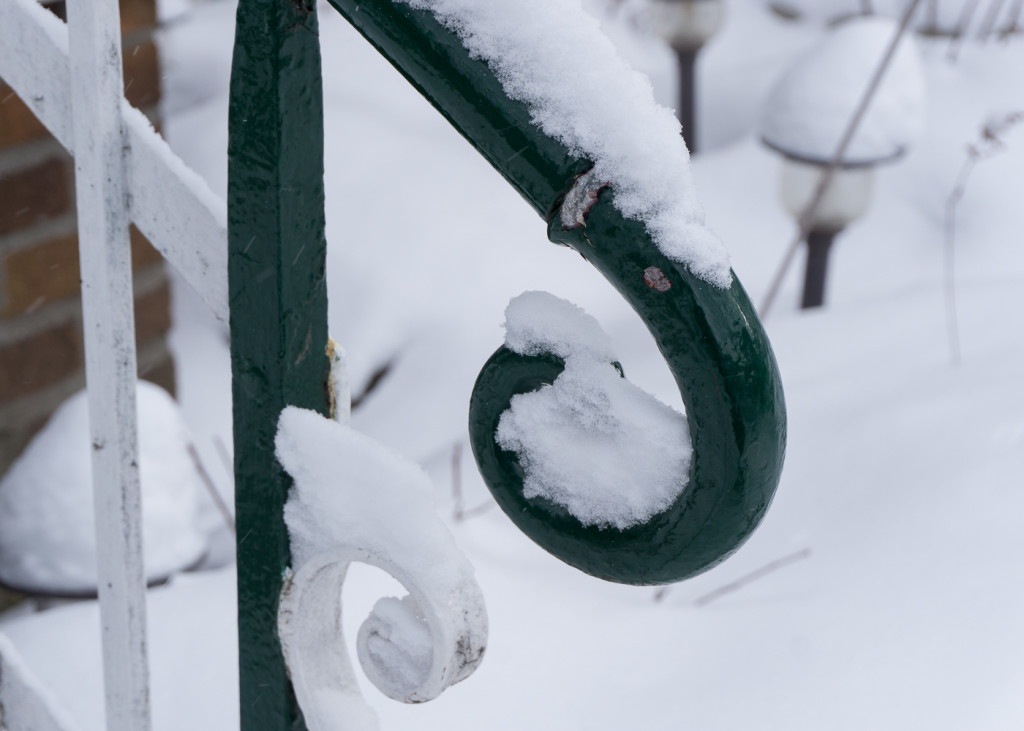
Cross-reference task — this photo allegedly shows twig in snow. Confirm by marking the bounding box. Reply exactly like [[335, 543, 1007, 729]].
[[694, 548, 812, 607], [450, 440, 494, 522], [452, 440, 465, 521], [759, 0, 925, 319], [977, 0, 1007, 42], [929, 0, 941, 30], [943, 111, 1024, 365], [187, 443, 236, 534], [1001, 0, 1023, 36], [350, 359, 394, 410], [213, 434, 233, 474], [948, 0, 983, 61]]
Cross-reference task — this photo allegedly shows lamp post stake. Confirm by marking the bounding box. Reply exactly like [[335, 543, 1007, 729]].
[[800, 229, 837, 309]]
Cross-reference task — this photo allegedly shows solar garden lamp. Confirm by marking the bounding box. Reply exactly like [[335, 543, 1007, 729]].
[[768, 144, 898, 308], [758, 16, 926, 309], [647, 0, 724, 152]]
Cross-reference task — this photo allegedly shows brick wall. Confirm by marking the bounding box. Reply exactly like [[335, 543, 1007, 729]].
[[0, 0, 174, 608]]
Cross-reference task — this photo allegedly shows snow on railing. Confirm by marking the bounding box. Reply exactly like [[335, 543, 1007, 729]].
[[275, 404, 487, 731], [0, 0, 229, 729]]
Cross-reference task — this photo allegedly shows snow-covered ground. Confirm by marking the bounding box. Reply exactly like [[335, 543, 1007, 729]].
[[2, 0, 1023, 728]]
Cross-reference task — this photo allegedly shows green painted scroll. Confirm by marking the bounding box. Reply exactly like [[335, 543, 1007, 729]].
[[228, 1, 785, 728]]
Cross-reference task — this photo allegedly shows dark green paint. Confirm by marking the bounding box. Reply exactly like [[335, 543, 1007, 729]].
[[225, 0, 786, 723], [317, 0, 786, 585], [470, 191, 786, 584], [228, 1, 327, 729]]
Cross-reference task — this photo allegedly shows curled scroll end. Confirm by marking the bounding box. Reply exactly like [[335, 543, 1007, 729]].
[[279, 547, 487, 729], [356, 573, 487, 703], [275, 407, 488, 729]]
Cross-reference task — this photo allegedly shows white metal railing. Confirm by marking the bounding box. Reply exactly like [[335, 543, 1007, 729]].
[[0, 0, 228, 728]]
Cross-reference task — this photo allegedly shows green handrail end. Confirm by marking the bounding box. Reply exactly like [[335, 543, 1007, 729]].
[[469, 189, 787, 585], [318, 0, 788, 586]]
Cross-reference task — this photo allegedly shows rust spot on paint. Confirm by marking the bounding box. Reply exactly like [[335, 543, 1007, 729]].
[[560, 169, 609, 230], [643, 266, 672, 292]]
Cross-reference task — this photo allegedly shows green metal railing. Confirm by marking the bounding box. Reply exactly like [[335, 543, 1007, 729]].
[[227, 1, 786, 728]]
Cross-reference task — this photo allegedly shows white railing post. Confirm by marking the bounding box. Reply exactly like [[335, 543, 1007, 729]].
[[65, 0, 152, 729]]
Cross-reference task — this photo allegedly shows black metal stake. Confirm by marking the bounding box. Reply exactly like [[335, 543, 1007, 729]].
[[675, 45, 699, 153], [801, 228, 838, 309]]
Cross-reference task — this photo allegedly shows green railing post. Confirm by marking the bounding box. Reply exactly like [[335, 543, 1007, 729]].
[[228, 0, 327, 729]]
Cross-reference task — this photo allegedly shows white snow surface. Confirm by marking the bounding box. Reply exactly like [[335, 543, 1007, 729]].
[[760, 16, 926, 164], [502, 290, 615, 363], [0, 382, 207, 594], [358, 596, 433, 694], [497, 292, 691, 529], [396, 0, 733, 287], [276, 406, 471, 589]]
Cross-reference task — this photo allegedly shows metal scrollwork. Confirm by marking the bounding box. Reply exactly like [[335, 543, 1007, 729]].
[[323, 0, 787, 586], [276, 405, 487, 731], [470, 178, 787, 585]]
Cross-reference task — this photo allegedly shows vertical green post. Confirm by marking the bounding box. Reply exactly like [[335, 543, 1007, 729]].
[[228, 1, 328, 729]]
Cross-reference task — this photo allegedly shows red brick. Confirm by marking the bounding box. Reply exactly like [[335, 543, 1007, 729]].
[[0, 157, 72, 236], [133, 275, 171, 346], [123, 40, 161, 109], [2, 226, 166, 317], [140, 348, 176, 397], [1, 232, 80, 316], [0, 319, 83, 401], [119, 0, 158, 35], [0, 83, 50, 150], [130, 225, 163, 270]]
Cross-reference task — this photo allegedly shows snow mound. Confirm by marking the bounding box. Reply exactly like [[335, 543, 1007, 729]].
[[0, 382, 207, 594], [396, 0, 732, 287], [496, 292, 692, 530], [760, 16, 925, 165]]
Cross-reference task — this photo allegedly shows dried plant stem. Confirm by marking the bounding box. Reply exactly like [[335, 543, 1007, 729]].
[[450, 440, 494, 522], [759, 0, 924, 319], [943, 111, 1024, 365], [213, 434, 233, 474], [1005, 0, 1024, 34], [452, 440, 465, 521], [695, 548, 812, 607], [943, 168, 967, 365], [948, 0, 983, 60], [977, 0, 1007, 41], [188, 443, 236, 534]]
